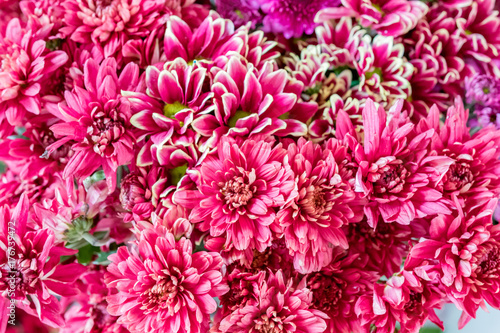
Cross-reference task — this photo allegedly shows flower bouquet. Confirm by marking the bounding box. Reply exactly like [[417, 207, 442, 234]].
[[1, 0, 500, 332]]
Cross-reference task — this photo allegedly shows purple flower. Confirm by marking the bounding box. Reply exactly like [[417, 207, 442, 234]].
[[261, 0, 340, 39]]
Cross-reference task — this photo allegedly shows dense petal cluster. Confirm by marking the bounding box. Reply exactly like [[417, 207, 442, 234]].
[[1, 0, 500, 332]]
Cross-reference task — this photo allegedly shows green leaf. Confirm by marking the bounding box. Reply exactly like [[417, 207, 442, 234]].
[[76, 244, 101, 265], [419, 328, 442, 333]]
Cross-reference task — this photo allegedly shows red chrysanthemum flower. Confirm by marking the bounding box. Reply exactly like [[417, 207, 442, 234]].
[[105, 224, 228, 333]]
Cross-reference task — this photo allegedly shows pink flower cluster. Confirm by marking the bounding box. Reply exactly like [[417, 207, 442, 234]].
[[1, 0, 500, 332]]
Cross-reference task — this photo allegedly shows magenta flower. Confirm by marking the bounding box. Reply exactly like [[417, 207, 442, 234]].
[[465, 74, 500, 106], [192, 57, 307, 150], [356, 270, 444, 333], [277, 138, 357, 273], [307, 251, 378, 333], [345, 99, 453, 226], [457, 0, 500, 63], [355, 35, 414, 103], [404, 10, 466, 96], [346, 217, 413, 277], [0, 194, 86, 330], [215, 0, 263, 28], [0, 18, 68, 137], [61, 266, 128, 333], [218, 270, 328, 332], [316, 0, 428, 37], [61, 0, 170, 57], [175, 137, 296, 253], [163, 13, 279, 69], [129, 58, 212, 138], [0, 115, 72, 179], [105, 224, 227, 333], [47, 58, 139, 190], [260, 0, 340, 39]]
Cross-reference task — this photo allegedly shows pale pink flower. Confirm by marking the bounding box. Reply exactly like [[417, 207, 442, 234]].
[[316, 0, 428, 37], [47, 58, 139, 190], [276, 138, 357, 273], [218, 270, 328, 333], [105, 224, 227, 333], [0, 194, 86, 330], [175, 137, 296, 253]]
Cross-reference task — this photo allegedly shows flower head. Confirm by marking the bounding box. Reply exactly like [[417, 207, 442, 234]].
[[105, 224, 227, 333], [218, 270, 328, 333], [277, 138, 357, 273], [175, 137, 296, 253], [47, 58, 140, 190], [261, 0, 340, 39]]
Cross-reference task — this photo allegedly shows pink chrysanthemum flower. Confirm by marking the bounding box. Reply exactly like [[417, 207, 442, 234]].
[[260, 0, 340, 39], [163, 13, 279, 69], [276, 138, 356, 273], [316, 0, 428, 37], [0, 115, 72, 179], [406, 199, 500, 324], [105, 224, 227, 333], [404, 9, 466, 97], [128, 58, 212, 137], [346, 217, 415, 277], [0, 194, 86, 330], [0, 18, 68, 137], [406, 59, 449, 121], [355, 35, 414, 104], [307, 251, 378, 333], [175, 137, 296, 253], [356, 270, 444, 333], [215, 0, 263, 28], [457, 0, 500, 63], [61, 0, 171, 57], [47, 58, 139, 190], [218, 270, 328, 333], [119, 165, 170, 222], [193, 57, 312, 150], [465, 74, 500, 106], [0, 167, 62, 208], [20, 0, 66, 38], [416, 98, 500, 209], [344, 99, 453, 226], [61, 266, 128, 333]]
